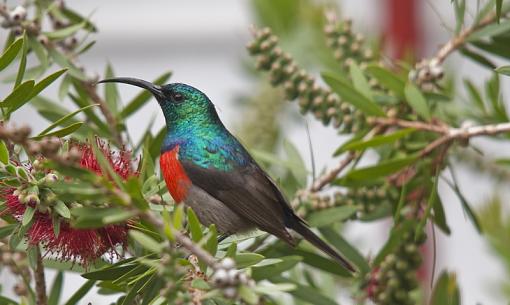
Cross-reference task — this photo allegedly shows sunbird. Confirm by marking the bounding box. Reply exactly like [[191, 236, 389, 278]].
[[99, 78, 355, 272]]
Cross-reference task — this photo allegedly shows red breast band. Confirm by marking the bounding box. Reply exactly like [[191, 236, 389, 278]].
[[160, 146, 192, 203]]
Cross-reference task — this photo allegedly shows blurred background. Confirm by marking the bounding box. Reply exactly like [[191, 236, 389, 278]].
[[3, 0, 509, 304]]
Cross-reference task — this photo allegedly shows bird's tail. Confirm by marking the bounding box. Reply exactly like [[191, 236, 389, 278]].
[[289, 219, 356, 273]]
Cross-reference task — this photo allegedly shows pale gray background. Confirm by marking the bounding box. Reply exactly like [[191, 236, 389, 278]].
[[2, 0, 509, 304]]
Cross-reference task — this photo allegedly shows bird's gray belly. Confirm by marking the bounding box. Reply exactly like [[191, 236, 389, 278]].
[[184, 185, 253, 234]]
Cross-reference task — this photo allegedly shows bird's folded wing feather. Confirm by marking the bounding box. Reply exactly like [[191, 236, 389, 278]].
[[181, 161, 291, 236]]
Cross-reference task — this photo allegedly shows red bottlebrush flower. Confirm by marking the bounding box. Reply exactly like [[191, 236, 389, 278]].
[[2, 139, 137, 267]]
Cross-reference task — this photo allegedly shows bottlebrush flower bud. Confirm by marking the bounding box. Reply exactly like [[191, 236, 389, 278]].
[[10, 6, 27, 21]]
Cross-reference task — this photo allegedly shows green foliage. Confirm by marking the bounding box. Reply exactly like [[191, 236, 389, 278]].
[[0, 0, 510, 305]]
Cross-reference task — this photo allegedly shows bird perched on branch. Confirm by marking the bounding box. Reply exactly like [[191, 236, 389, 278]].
[[99, 78, 355, 273]]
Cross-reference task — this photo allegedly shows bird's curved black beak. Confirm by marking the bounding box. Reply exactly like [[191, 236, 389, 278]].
[[97, 77, 165, 101]]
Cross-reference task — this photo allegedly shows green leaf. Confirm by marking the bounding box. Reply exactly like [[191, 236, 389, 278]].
[[0, 38, 23, 72], [433, 194, 451, 235], [14, 32, 28, 88], [48, 48, 87, 80], [129, 230, 164, 253], [0, 295, 19, 305], [61, 8, 97, 32], [460, 47, 496, 69], [48, 272, 63, 305], [44, 22, 86, 40], [468, 20, 510, 41], [205, 224, 218, 257], [22, 206, 35, 227], [191, 278, 210, 290], [235, 253, 265, 268], [37, 104, 98, 136], [320, 227, 370, 274], [404, 82, 431, 120], [307, 206, 357, 227], [31, 122, 83, 140], [239, 285, 259, 304], [272, 276, 338, 305], [349, 62, 372, 99], [415, 176, 439, 240], [63, 279, 96, 305], [0, 224, 17, 239], [28, 36, 48, 69], [322, 71, 385, 116], [431, 271, 461, 305], [82, 264, 138, 280], [27, 69, 67, 100], [463, 79, 485, 112], [120, 71, 172, 118], [0, 140, 9, 164], [252, 256, 302, 280], [187, 208, 203, 242], [343, 156, 417, 181], [339, 128, 415, 153], [444, 169, 483, 233], [454, 0, 466, 34], [0, 80, 34, 110], [365, 65, 405, 97], [495, 65, 510, 76], [54, 201, 71, 219], [104, 63, 119, 113], [290, 246, 352, 277]]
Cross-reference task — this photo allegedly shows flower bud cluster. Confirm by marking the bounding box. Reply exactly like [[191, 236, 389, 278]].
[[0, 124, 81, 166], [211, 258, 254, 299], [247, 27, 366, 133], [409, 58, 444, 90], [299, 184, 399, 219], [324, 16, 374, 71], [365, 229, 426, 304]]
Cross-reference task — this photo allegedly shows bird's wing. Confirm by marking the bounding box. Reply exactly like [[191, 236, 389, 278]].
[[181, 160, 294, 241]]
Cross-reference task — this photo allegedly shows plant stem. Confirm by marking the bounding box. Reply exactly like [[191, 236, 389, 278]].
[[34, 246, 47, 305]]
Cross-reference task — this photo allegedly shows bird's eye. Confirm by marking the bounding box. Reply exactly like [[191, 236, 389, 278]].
[[172, 92, 183, 102]]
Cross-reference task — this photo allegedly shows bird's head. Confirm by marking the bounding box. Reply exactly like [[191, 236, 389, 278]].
[[98, 77, 217, 125]]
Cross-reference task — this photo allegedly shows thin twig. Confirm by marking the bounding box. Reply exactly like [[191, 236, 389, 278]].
[[34, 246, 48, 305], [433, 11, 502, 64], [311, 151, 357, 192]]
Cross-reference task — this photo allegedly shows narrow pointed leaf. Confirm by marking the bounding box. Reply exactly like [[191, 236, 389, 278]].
[[54, 201, 71, 219], [308, 206, 358, 227], [0, 38, 23, 72], [0, 140, 8, 164], [27, 69, 67, 100], [48, 272, 64, 305], [104, 63, 119, 112], [187, 208, 203, 242], [338, 128, 416, 153], [404, 83, 431, 120], [365, 65, 405, 97], [343, 156, 417, 181], [0, 80, 34, 109], [349, 62, 372, 99], [22, 206, 36, 227], [495, 65, 510, 76], [129, 230, 164, 253], [44, 22, 86, 40], [14, 32, 28, 87], [322, 71, 385, 116], [31, 122, 84, 140], [37, 104, 99, 136]]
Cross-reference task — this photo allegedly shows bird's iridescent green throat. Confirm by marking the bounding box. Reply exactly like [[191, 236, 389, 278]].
[[97, 78, 250, 171]]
